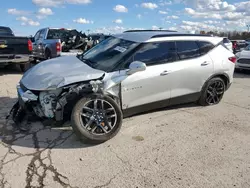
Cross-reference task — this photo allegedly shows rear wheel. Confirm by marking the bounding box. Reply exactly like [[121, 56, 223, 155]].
[[198, 77, 225, 106], [45, 49, 52, 60], [20, 63, 31, 72], [71, 94, 123, 144]]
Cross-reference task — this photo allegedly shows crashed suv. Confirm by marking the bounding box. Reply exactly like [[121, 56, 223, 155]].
[[9, 30, 235, 143]]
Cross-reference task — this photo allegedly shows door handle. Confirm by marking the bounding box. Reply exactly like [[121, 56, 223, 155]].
[[160, 70, 170, 76], [201, 61, 210, 66]]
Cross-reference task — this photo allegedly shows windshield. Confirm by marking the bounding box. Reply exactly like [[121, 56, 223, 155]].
[[78, 36, 138, 72]]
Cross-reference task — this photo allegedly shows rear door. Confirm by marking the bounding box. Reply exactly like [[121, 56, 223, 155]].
[[167, 41, 214, 103]]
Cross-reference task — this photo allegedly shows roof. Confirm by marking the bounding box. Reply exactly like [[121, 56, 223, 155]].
[[113, 31, 212, 43]]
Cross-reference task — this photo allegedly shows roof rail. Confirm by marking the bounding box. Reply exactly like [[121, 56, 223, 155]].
[[124, 29, 178, 33], [151, 33, 212, 38]]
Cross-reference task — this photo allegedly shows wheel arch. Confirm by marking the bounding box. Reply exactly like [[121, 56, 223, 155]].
[[205, 73, 229, 90]]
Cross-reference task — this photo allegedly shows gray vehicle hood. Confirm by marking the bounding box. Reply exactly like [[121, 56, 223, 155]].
[[21, 55, 105, 91]]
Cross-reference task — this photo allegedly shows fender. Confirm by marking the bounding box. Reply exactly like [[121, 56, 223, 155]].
[[201, 72, 230, 92]]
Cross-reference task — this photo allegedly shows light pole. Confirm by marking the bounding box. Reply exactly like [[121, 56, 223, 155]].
[[247, 25, 250, 32]]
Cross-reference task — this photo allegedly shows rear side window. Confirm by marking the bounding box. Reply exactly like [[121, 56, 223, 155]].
[[132, 42, 178, 66], [176, 41, 200, 60], [197, 41, 214, 55], [223, 38, 231, 43]]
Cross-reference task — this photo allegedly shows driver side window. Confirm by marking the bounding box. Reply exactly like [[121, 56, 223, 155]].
[[34, 31, 41, 41], [127, 41, 178, 67]]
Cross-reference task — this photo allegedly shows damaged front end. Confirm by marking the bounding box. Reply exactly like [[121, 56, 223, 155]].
[[7, 77, 109, 131]]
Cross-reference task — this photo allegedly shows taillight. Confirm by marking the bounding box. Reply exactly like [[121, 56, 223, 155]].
[[229, 56, 237, 63], [28, 39, 32, 51], [56, 42, 61, 52]]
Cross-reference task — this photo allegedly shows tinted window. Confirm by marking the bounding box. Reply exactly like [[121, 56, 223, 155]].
[[34, 31, 40, 41], [176, 41, 200, 60], [132, 42, 177, 66], [38, 29, 45, 40], [197, 41, 214, 55], [223, 38, 230, 43]]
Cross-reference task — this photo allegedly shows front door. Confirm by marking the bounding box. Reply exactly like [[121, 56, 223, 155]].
[[121, 41, 178, 110], [32, 30, 41, 58], [36, 29, 46, 58]]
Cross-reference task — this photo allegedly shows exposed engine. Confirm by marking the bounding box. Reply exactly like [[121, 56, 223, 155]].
[[37, 89, 62, 118]]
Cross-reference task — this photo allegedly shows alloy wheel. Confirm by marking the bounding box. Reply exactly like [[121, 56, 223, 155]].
[[79, 99, 117, 135], [206, 80, 225, 105]]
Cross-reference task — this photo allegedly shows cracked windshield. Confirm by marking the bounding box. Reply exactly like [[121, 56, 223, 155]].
[[0, 0, 250, 188]]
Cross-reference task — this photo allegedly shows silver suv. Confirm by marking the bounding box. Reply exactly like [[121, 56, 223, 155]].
[[10, 30, 236, 143]]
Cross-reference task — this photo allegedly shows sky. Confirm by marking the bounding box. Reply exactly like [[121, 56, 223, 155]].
[[1, 0, 249, 36]]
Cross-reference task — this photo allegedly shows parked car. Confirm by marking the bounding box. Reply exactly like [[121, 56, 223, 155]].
[[235, 45, 250, 71], [223, 38, 233, 52], [0, 26, 32, 72], [231, 40, 247, 53], [246, 39, 250, 45], [31, 28, 88, 62], [10, 30, 235, 143]]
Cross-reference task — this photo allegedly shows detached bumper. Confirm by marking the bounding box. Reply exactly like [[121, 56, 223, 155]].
[[0, 54, 31, 65]]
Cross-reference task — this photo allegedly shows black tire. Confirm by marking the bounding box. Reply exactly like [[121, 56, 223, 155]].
[[45, 49, 52, 60], [20, 63, 31, 72], [198, 77, 225, 106], [71, 94, 123, 144]]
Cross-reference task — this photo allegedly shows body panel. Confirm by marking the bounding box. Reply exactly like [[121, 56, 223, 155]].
[[166, 54, 214, 99], [209, 45, 235, 84], [121, 64, 171, 109]]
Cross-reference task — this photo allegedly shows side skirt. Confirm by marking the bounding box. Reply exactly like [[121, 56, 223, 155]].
[[122, 92, 201, 118]]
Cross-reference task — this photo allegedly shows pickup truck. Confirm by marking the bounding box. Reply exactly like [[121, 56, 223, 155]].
[[0, 26, 32, 72], [31, 28, 88, 61]]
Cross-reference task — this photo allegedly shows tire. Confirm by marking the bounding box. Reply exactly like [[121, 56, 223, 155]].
[[198, 77, 226, 106], [71, 94, 123, 144], [20, 63, 31, 72], [45, 49, 52, 60]]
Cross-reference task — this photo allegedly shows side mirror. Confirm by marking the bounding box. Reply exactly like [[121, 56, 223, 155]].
[[126, 61, 146, 75]]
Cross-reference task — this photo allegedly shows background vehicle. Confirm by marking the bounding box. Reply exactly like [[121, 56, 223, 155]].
[[223, 38, 233, 52], [231, 40, 247, 53], [31, 28, 88, 61], [12, 31, 236, 143], [0, 26, 32, 72], [235, 45, 250, 71], [246, 39, 250, 45]]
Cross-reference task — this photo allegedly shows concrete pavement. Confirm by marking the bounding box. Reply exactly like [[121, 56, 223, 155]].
[[0, 67, 250, 188]]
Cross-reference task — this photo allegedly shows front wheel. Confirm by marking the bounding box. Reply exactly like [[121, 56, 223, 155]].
[[198, 77, 225, 106], [71, 94, 123, 144]]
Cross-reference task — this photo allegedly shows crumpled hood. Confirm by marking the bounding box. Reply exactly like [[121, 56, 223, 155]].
[[21, 55, 105, 90]]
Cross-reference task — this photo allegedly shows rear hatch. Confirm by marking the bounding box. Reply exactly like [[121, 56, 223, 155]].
[[0, 36, 30, 55]]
